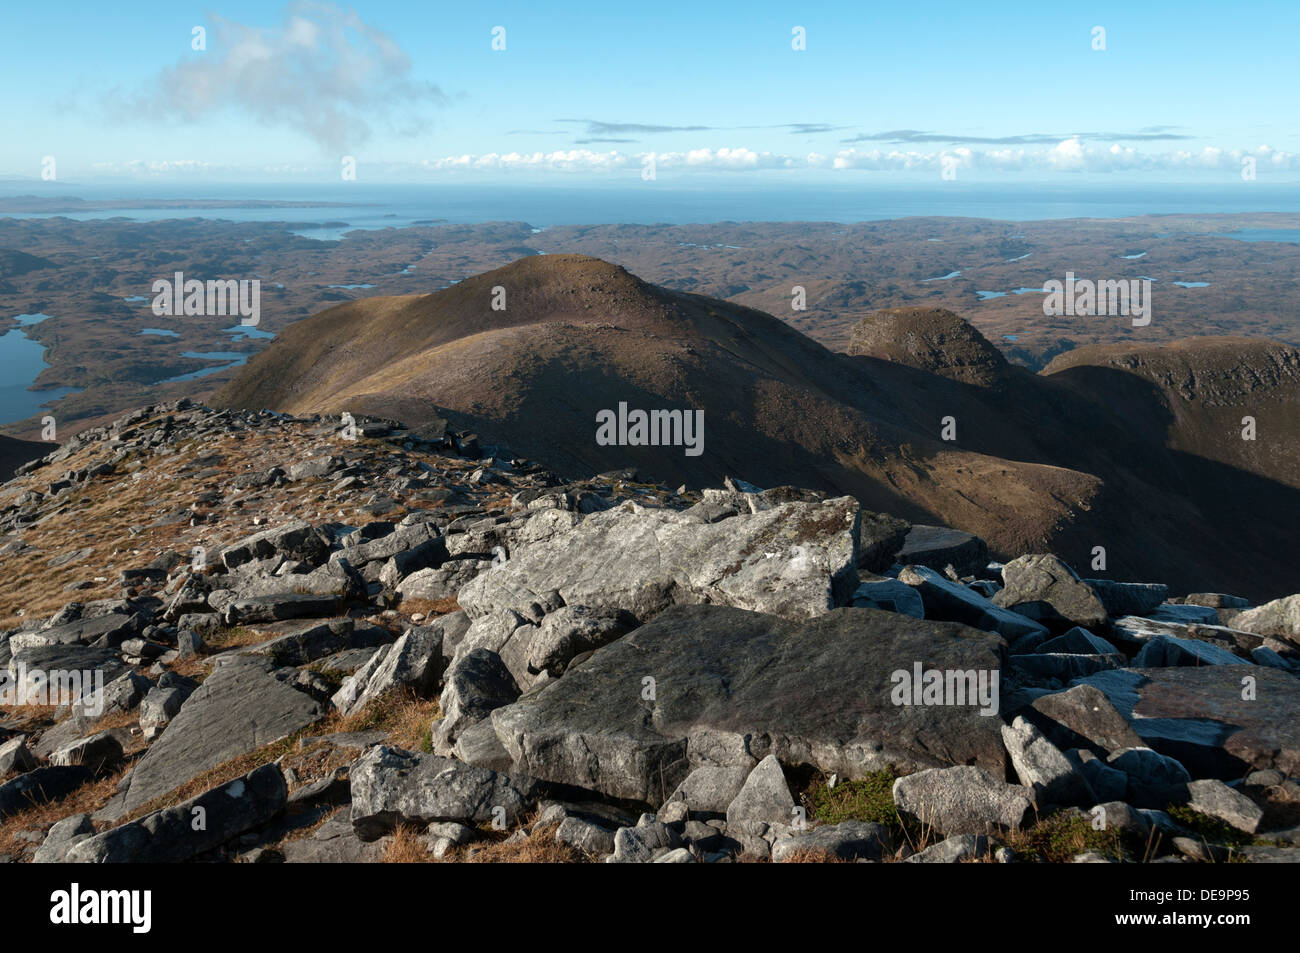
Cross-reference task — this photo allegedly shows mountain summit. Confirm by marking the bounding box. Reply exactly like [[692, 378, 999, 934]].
[[215, 255, 1300, 599]]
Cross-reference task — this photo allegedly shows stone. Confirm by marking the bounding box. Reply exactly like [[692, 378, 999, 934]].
[[50, 731, 123, 774], [219, 519, 328, 569], [119, 657, 322, 812], [1184, 779, 1264, 834], [1074, 666, 1300, 779], [331, 625, 444, 718], [664, 764, 752, 817], [350, 746, 538, 839], [892, 766, 1032, 836], [725, 755, 796, 826], [1039, 627, 1120, 656], [771, 820, 891, 862], [902, 833, 992, 863], [555, 816, 616, 856], [459, 496, 863, 624], [851, 577, 925, 618], [32, 813, 96, 863], [0, 735, 37, 776], [491, 604, 1008, 802], [1029, 684, 1144, 756], [1085, 580, 1169, 617], [1106, 747, 1192, 805], [896, 525, 988, 576], [1001, 716, 1095, 807], [525, 605, 638, 677], [433, 648, 521, 755], [1232, 594, 1300, 646], [898, 565, 1048, 640], [993, 554, 1107, 627], [608, 815, 682, 863], [1133, 634, 1244, 667], [67, 764, 287, 862], [282, 814, 388, 863], [0, 766, 92, 818]]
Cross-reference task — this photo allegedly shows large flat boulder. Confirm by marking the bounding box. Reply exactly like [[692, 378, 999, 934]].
[[119, 657, 322, 812], [1073, 666, 1300, 779], [490, 604, 1008, 803], [993, 554, 1107, 628], [458, 497, 862, 623]]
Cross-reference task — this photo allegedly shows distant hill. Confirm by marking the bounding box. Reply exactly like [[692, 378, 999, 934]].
[[215, 255, 1300, 600]]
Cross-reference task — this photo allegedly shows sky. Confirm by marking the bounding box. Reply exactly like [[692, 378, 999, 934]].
[[2, 0, 1298, 185]]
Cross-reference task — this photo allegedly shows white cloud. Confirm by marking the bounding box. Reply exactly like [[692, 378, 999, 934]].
[[113, 1, 444, 154]]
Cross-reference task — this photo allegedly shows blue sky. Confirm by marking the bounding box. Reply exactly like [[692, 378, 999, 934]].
[[2, 0, 1298, 184]]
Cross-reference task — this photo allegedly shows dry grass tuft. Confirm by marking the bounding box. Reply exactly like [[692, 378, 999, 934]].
[[382, 822, 437, 863], [0, 763, 132, 857]]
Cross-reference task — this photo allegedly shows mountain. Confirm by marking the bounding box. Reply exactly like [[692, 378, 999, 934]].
[[214, 255, 1300, 600], [0, 434, 51, 481]]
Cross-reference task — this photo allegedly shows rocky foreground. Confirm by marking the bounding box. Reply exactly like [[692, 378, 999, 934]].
[[0, 401, 1298, 863]]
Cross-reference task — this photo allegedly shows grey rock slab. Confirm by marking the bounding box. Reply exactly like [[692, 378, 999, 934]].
[[892, 766, 1032, 836], [993, 554, 1107, 628], [1133, 634, 1245, 667], [896, 525, 988, 576], [67, 763, 287, 863], [0, 765, 92, 818], [851, 577, 924, 619], [32, 813, 96, 863], [1084, 580, 1169, 617], [349, 745, 538, 839], [1039, 627, 1120, 656], [331, 624, 444, 718], [898, 565, 1048, 640], [902, 833, 992, 863], [491, 604, 1008, 802], [1001, 716, 1095, 807], [1029, 683, 1144, 756], [1184, 778, 1264, 834], [771, 820, 891, 862], [50, 730, 123, 773], [664, 764, 752, 817], [120, 656, 322, 813], [433, 648, 520, 756], [1073, 666, 1300, 779], [525, 604, 638, 678], [1232, 594, 1300, 646], [555, 815, 616, 856], [459, 496, 863, 624], [282, 814, 387, 863], [725, 755, 795, 826], [0, 735, 36, 775]]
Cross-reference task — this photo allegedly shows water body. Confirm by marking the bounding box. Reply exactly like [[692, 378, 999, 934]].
[[0, 314, 81, 421], [326, 283, 375, 289], [1213, 228, 1300, 243], [7, 183, 1300, 232], [1173, 281, 1211, 288], [1005, 253, 1032, 262], [921, 271, 962, 282], [223, 324, 276, 341], [157, 351, 249, 384], [140, 328, 179, 337], [1122, 252, 1147, 259], [1011, 287, 1049, 294], [976, 291, 1008, 300]]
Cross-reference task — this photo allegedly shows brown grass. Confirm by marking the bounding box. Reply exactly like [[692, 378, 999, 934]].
[[447, 821, 585, 864], [382, 822, 436, 863], [331, 686, 439, 752], [397, 596, 461, 619], [0, 763, 132, 858]]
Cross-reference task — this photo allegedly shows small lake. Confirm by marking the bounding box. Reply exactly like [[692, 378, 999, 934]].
[[0, 314, 82, 423], [157, 351, 249, 384]]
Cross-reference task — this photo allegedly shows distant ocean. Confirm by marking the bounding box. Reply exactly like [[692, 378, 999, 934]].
[[3, 183, 1300, 238]]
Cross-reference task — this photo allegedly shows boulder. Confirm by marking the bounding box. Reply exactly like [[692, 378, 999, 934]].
[[725, 755, 796, 827], [119, 657, 322, 812], [1085, 580, 1168, 617], [491, 604, 1008, 802], [525, 605, 638, 678], [1028, 683, 1144, 756], [1074, 666, 1300, 779], [1184, 778, 1264, 834], [892, 766, 1033, 836], [771, 820, 891, 862], [32, 813, 96, 863], [459, 497, 862, 624], [1232, 594, 1300, 646], [896, 525, 989, 576], [350, 746, 539, 839], [993, 554, 1107, 628], [331, 625, 444, 718], [67, 764, 287, 862], [898, 565, 1048, 640], [433, 648, 521, 755], [1001, 716, 1095, 807]]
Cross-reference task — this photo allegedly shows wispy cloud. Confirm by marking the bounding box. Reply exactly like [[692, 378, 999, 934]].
[[108, 1, 445, 153], [842, 129, 1196, 145]]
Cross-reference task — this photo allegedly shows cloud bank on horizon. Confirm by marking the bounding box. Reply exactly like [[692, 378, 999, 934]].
[[5, 0, 1298, 183]]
